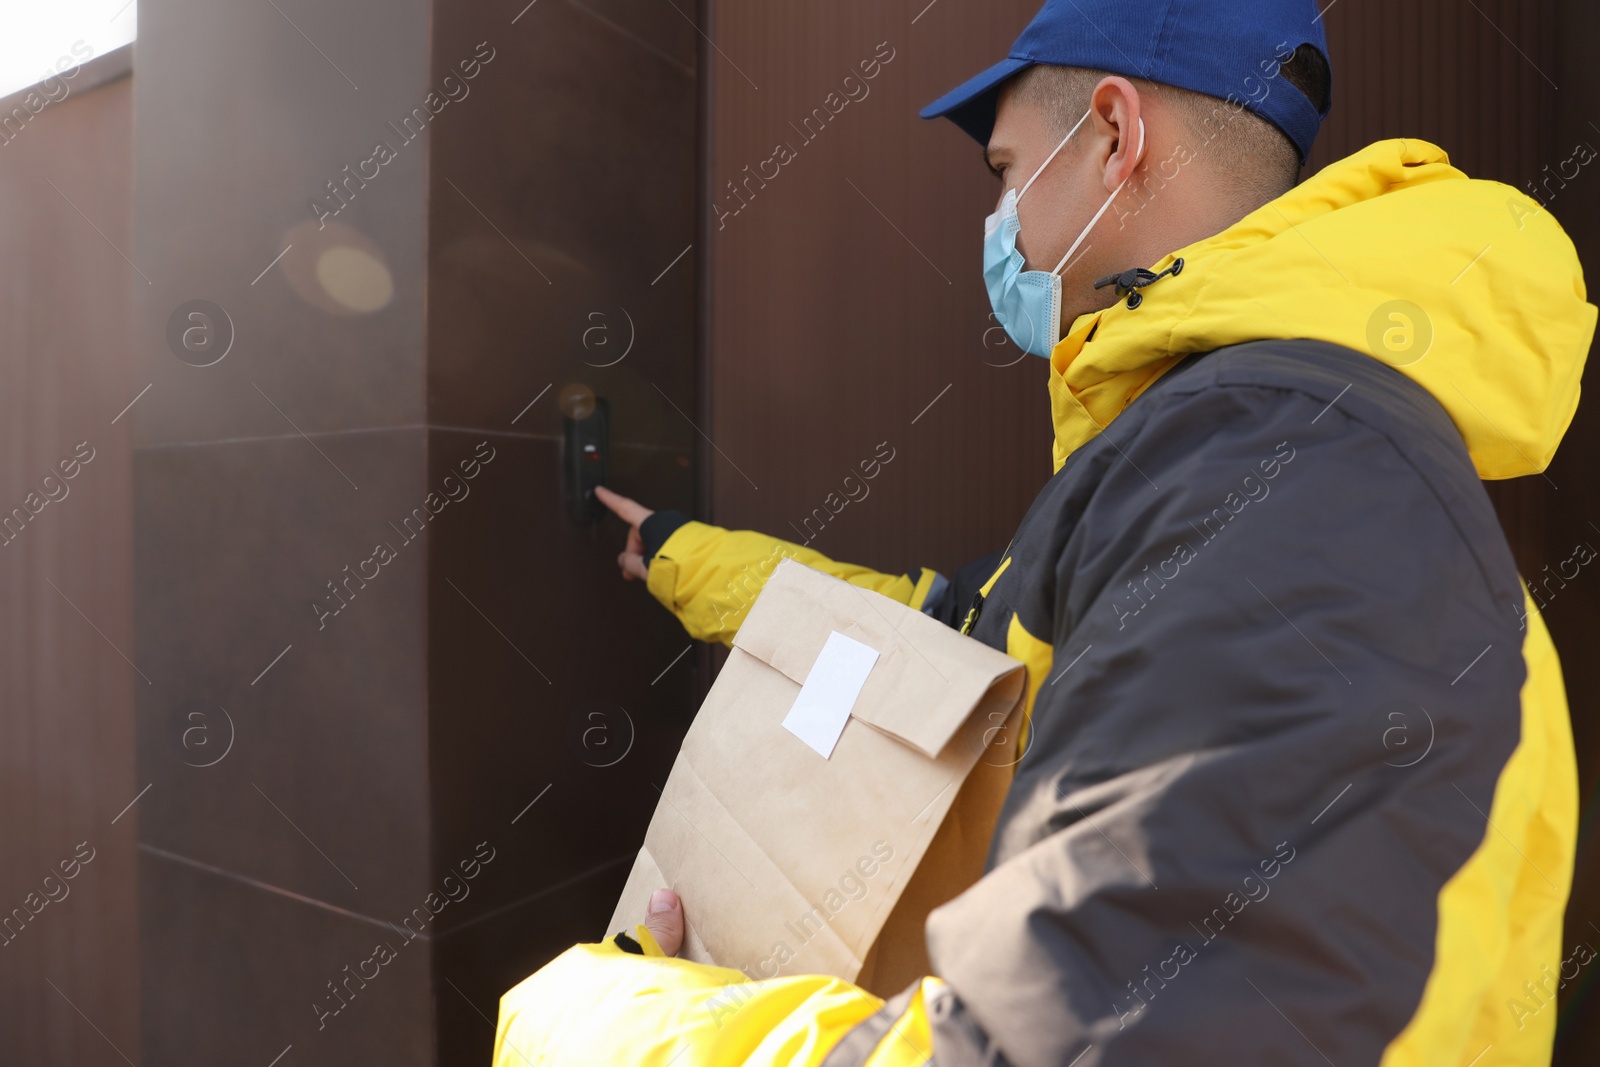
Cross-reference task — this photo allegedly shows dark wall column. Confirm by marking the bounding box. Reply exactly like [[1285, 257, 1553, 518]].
[[420, 1, 699, 1061]]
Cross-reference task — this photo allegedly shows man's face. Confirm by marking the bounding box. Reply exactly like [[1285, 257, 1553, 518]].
[[984, 81, 1141, 331], [986, 88, 1102, 274]]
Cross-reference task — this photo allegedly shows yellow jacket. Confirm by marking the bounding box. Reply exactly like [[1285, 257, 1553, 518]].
[[496, 140, 1593, 1067]]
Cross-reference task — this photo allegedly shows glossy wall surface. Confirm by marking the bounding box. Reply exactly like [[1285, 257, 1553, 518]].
[[422, 8, 700, 1063], [128, 0, 698, 1063]]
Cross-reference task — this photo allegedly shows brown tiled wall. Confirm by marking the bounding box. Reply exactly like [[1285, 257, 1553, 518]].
[[127, 0, 700, 1064], [130, 0, 437, 1060]]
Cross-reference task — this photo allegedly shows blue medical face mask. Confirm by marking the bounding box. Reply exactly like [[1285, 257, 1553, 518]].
[[984, 112, 1147, 358]]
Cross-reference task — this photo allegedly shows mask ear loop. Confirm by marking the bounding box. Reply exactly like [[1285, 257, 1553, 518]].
[[1016, 107, 1093, 202], [1048, 116, 1147, 277]]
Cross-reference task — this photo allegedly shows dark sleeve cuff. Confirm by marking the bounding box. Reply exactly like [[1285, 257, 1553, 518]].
[[923, 549, 1005, 628], [639, 509, 692, 561]]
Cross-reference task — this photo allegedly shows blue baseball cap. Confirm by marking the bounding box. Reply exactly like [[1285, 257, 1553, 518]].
[[919, 0, 1331, 163]]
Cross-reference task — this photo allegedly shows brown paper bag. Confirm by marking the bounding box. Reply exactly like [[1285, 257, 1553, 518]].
[[608, 559, 1026, 996]]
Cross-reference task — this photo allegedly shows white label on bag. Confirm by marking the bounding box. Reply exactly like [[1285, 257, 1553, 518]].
[[782, 630, 880, 759]]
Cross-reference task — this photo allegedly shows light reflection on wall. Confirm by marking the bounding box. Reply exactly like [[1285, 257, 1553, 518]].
[[280, 219, 396, 316]]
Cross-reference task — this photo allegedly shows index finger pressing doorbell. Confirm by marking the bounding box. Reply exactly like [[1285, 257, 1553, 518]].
[[563, 395, 610, 522]]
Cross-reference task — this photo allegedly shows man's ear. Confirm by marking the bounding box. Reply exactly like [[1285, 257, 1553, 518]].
[[1089, 76, 1144, 193]]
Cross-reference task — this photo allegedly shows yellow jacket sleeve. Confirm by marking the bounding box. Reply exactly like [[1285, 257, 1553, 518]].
[[643, 520, 939, 647], [493, 927, 940, 1067]]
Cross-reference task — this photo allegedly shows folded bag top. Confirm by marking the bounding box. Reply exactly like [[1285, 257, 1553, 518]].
[[733, 559, 1025, 759]]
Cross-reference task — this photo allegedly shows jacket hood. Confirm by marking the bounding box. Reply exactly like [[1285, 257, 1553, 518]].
[[1048, 138, 1597, 479]]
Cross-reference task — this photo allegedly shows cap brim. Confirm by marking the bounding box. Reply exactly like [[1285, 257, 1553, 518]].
[[918, 56, 1033, 146]]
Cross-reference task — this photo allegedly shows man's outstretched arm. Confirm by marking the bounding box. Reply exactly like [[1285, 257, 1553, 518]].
[[596, 486, 986, 646]]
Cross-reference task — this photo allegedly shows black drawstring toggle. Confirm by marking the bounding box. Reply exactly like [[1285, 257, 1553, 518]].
[[1093, 258, 1185, 309]]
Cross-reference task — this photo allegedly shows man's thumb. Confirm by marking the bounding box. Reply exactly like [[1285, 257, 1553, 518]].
[[642, 888, 684, 957]]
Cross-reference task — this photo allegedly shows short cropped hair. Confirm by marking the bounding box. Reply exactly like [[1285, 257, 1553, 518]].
[[1010, 43, 1331, 203]]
